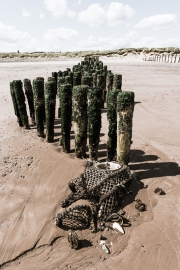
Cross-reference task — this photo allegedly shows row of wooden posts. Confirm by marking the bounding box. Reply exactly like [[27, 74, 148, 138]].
[[10, 56, 134, 164], [143, 53, 180, 63]]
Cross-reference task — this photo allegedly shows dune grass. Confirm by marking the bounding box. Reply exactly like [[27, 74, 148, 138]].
[[0, 47, 179, 61]]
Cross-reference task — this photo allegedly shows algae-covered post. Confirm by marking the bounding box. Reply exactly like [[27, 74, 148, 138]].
[[60, 84, 72, 152], [52, 72, 57, 94], [23, 79, 35, 124], [73, 85, 88, 158], [87, 87, 102, 160], [57, 77, 65, 118], [97, 74, 106, 108], [112, 74, 122, 90], [13, 80, 29, 129], [10, 82, 23, 127], [106, 72, 113, 105], [81, 74, 93, 87], [117, 91, 134, 165], [73, 72, 81, 87], [107, 89, 119, 161], [45, 81, 56, 142], [32, 78, 45, 137]]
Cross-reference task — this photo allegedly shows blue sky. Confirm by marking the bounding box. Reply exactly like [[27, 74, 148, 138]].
[[0, 0, 179, 52]]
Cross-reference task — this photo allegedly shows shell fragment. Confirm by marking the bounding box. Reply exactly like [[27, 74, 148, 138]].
[[112, 222, 125, 234], [102, 244, 110, 254]]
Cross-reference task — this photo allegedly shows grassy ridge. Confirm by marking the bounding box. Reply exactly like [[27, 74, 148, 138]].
[[0, 47, 180, 60]]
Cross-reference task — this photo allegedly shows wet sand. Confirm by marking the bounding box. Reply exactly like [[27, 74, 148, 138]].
[[0, 56, 180, 270]]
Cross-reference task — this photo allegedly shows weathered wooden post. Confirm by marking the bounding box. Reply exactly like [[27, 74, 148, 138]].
[[52, 72, 58, 94], [13, 80, 29, 129], [87, 87, 102, 160], [72, 85, 88, 158], [32, 78, 45, 137], [23, 79, 35, 124], [106, 72, 114, 105], [174, 54, 177, 63], [117, 91, 134, 165], [112, 74, 122, 90], [60, 84, 72, 152], [73, 72, 81, 86], [97, 74, 106, 108], [170, 54, 173, 63], [92, 73, 97, 87], [10, 82, 23, 127], [45, 81, 56, 142], [57, 77, 65, 118], [81, 74, 93, 87], [178, 55, 180, 63], [107, 89, 119, 161]]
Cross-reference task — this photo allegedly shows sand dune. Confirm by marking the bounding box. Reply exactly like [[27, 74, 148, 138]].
[[0, 57, 180, 270]]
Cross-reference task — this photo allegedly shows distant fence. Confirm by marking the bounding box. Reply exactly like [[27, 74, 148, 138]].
[[143, 53, 180, 63]]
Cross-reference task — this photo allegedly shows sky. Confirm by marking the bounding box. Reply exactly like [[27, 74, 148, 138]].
[[0, 0, 180, 52]]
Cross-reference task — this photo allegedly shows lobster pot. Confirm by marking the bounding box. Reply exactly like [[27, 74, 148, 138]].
[[73, 85, 88, 158], [23, 79, 35, 124], [60, 84, 72, 152], [117, 91, 134, 165], [87, 87, 102, 160], [10, 82, 23, 127], [73, 72, 81, 87], [52, 72, 58, 94], [106, 72, 113, 105], [32, 78, 45, 137], [107, 90, 119, 161], [112, 74, 122, 90], [13, 80, 29, 129], [57, 77, 65, 117], [45, 81, 56, 142]]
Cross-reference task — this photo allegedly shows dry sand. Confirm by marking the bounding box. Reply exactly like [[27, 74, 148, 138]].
[[0, 56, 180, 270]]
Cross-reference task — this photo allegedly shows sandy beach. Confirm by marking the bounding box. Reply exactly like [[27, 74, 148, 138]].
[[0, 56, 180, 270]]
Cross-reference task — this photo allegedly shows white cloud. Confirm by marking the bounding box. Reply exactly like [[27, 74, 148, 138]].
[[78, 2, 135, 27], [44, 0, 76, 17], [135, 14, 177, 30], [106, 2, 135, 26], [78, 0, 81, 5], [0, 22, 30, 43], [44, 27, 78, 42], [39, 13, 45, 19], [78, 4, 106, 27], [22, 8, 31, 17]]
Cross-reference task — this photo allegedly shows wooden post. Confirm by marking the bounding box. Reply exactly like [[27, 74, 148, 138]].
[[10, 82, 23, 127], [112, 74, 122, 90], [32, 78, 45, 137], [107, 89, 119, 161], [23, 79, 35, 124], [45, 81, 56, 142], [13, 80, 29, 129], [60, 84, 72, 152], [87, 87, 102, 160], [117, 91, 134, 165], [72, 85, 88, 158], [57, 77, 65, 118]]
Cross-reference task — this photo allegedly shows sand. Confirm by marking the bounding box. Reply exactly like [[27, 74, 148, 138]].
[[0, 56, 180, 270]]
